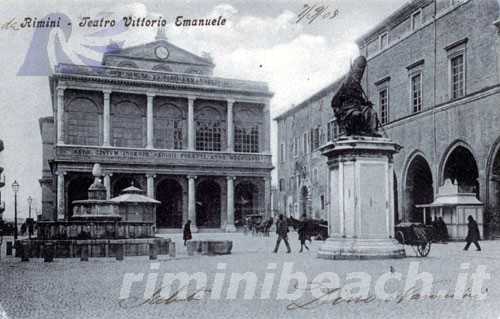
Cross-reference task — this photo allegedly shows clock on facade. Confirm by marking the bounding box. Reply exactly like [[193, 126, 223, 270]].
[[155, 46, 169, 59]]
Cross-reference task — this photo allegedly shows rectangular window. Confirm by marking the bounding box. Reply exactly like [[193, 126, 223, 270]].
[[235, 126, 259, 153], [451, 54, 465, 99], [294, 137, 298, 157], [379, 32, 388, 50], [379, 88, 389, 124], [320, 195, 325, 210], [327, 120, 335, 141], [195, 121, 222, 151], [279, 178, 285, 192], [303, 132, 307, 154], [313, 127, 320, 149], [411, 10, 422, 31], [411, 73, 422, 113], [280, 143, 285, 162]]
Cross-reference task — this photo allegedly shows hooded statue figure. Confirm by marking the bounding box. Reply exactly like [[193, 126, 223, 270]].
[[331, 56, 381, 137]]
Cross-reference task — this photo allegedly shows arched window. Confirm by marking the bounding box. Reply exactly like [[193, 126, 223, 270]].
[[111, 100, 145, 148], [154, 103, 185, 149], [234, 107, 261, 153], [65, 97, 100, 145], [195, 106, 223, 151]]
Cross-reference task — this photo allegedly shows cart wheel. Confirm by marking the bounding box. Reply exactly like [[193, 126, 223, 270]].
[[417, 242, 431, 257]]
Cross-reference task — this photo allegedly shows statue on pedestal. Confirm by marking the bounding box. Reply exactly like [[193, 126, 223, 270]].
[[331, 56, 381, 137]]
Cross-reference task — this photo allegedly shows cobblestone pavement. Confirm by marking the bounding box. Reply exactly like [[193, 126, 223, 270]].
[[1, 233, 500, 319]]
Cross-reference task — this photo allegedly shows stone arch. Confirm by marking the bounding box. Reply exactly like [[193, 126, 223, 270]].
[[111, 100, 145, 148], [111, 175, 143, 197], [486, 136, 500, 236], [402, 151, 434, 223], [66, 173, 93, 218], [156, 178, 183, 228], [235, 181, 260, 223], [154, 102, 186, 149], [64, 97, 100, 145], [196, 179, 221, 228], [439, 141, 479, 197]]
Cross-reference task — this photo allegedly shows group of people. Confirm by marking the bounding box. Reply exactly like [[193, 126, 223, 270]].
[[273, 213, 310, 253], [431, 216, 449, 243], [182, 213, 482, 253]]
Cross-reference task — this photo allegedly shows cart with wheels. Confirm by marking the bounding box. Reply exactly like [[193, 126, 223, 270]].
[[395, 223, 433, 257]]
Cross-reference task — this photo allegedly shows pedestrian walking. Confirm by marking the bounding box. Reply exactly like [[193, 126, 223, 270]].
[[273, 214, 291, 253], [463, 215, 481, 251], [183, 220, 192, 246], [298, 214, 309, 252]]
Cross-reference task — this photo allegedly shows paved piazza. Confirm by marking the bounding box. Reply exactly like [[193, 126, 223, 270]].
[[0, 233, 499, 319]]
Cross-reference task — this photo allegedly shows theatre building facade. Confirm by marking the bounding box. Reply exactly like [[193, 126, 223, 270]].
[[39, 34, 273, 232]]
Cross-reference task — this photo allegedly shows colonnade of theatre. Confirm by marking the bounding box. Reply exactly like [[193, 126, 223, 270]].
[[53, 86, 271, 230]]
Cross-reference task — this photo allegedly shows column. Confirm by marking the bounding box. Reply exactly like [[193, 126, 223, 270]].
[[103, 173, 112, 199], [103, 89, 111, 147], [227, 99, 235, 152], [56, 86, 66, 145], [263, 176, 271, 218], [56, 170, 65, 220], [187, 175, 198, 232], [146, 92, 155, 149], [225, 176, 236, 232], [187, 96, 195, 150], [263, 101, 271, 153], [146, 173, 156, 198]]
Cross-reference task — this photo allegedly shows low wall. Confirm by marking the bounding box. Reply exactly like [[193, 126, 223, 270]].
[[37, 221, 154, 240], [15, 237, 174, 259]]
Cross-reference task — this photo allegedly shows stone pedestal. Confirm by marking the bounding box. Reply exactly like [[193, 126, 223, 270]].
[[317, 137, 405, 259]]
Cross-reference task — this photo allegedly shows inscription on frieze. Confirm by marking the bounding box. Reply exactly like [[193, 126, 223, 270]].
[[58, 146, 269, 165]]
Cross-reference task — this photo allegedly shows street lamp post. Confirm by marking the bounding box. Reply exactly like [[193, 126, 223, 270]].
[[27, 196, 32, 239], [11, 180, 19, 241]]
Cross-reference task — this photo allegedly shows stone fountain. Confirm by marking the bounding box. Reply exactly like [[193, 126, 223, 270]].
[[16, 164, 174, 261]]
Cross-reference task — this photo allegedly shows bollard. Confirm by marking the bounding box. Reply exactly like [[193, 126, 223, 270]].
[[168, 241, 176, 258], [149, 242, 158, 260], [80, 244, 89, 262], [43, 242, 55, 263], [6, 241, 13, 256], [20, 241, 29, 262]]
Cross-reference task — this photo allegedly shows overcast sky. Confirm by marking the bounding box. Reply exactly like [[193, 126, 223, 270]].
[[0, 0, 407, 219]]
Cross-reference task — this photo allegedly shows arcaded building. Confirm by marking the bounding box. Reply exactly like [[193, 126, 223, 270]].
[[39, 32, 273, 232], [276, 0, 500, 237]]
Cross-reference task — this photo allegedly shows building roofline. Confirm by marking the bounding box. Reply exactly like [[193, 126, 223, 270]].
[[273, 76, 343, 121], [355, 0, 433, 47]]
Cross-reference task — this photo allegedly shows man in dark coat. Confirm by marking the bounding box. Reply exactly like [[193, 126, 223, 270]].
[[183, 220, 192, 246], [298, 214, 309, 252], [273, 214, 291, 253], [464, 215, 481, 251]]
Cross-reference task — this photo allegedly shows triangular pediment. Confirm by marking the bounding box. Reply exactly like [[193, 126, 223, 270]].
[[104, 39, 214, 67]]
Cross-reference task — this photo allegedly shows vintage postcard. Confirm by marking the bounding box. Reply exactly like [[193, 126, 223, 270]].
[[0, 0, 498, 318]]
